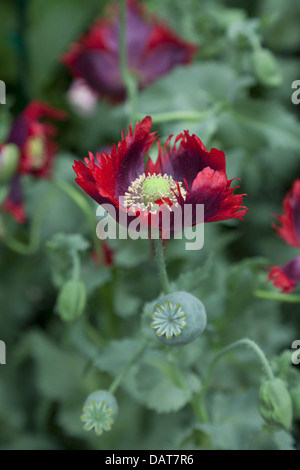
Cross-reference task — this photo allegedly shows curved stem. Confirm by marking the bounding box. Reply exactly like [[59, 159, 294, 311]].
[[85, 321, 106, 349], [193, 338, 274, 423], [138, 104, 223, 125], [153, 238, 171, 294], [254, 289, 300, 303], [4, 186, 56, 255], [72, 252, 81, 282], [54, 180, 104, 264], [109, 340, 147, 394]]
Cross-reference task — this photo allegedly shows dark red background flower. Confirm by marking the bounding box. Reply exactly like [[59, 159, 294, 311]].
[[63, 0, 197, 102], [268, 180, 300, 293], [268, 257, 300, 294], [273, 179, 300, 248], [7, 101, 66, 178], [1, 101, 66, 223]]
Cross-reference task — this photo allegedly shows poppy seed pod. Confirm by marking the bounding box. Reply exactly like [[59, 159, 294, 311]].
[[81, 390, 118, 436], [151, 291, 207, 346]]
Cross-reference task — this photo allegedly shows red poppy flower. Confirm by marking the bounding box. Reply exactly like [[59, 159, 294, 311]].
[[73, 116, 247, 236], [62, 0, 197, 102], [268, 257, 300, 294], [268, 180, 300, 293], [1, 101, 66, 223], [273, 180, 300, 248], [7, 101, 66, 178]]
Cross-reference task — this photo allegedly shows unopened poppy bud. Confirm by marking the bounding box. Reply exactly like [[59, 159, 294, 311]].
[[290, 385, 300, 420], [259, 378, 293, 430], [0, 144, 20, 182], [81, 390, 118, 436], [151, 291, 207, 346], [56, 280, 86, 322], [252, 48, 282, 87]]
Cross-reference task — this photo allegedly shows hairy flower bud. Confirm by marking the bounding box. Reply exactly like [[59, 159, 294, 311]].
[[56, 280, 86, 322], [151, 291, 207, 346], [252, 48, 282, 87], [81, 390, 118, 436], [290, 385, 300, 420], [259, 378, 293, 430]]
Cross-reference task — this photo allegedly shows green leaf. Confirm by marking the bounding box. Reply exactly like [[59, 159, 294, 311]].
[[26, 330, 87, 402], [171, 254, 214, 294], [94, 339, 201, 413], [46, 233, 90, 288], [113, 280, 143, 318], [126, 349, 201, 413], [81, 260, 111, 294], [220, 99, 300, 151], [27, 0, 102, 92]]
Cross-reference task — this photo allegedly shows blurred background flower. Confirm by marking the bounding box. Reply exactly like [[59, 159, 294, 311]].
[[62, 0, 197, 102]]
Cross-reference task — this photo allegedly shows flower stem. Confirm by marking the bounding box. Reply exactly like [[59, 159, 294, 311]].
[[4, 186, 56, 255], [55, 180, 104, 264], [119, 0, 138, 123], [153, 238, 171, 294], [254, 289, 300, 303], [85, 321, 106, 349], [72, 252, 81, 282], [109, 340, 147, 394], [194, 338, 274, 422], [138, 104, 223, 125]]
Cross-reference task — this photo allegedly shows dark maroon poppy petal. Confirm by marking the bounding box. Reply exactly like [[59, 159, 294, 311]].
[[268, 257, 300, 293], [273, 180, 300, 248], [93, 116, 156, 201], [126, 0, 152, 68], [158, 132, 226, 189], [138, 24, 197, 86], [2, 175, 26, 224], [7, 114, 29, 148], [184, 167, 247, 223], [74, 51, 124, 97]]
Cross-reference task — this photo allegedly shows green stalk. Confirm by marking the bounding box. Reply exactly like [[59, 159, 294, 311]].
[[4, 186, 56, 255], [153, 238, 171, 294], [109, 340, 147, 394], [138, 104, 223, 125], [193, 338, 274, 423], [55, 180, 104, 264], [254, 289, 300, 303]]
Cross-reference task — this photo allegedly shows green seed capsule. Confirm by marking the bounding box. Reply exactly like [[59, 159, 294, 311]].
[[151, 291, 207, 346], [81, 390, 118, 436]]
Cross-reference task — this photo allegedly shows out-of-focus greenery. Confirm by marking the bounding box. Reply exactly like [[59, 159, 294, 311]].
[[0, 0, 299, 450]]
